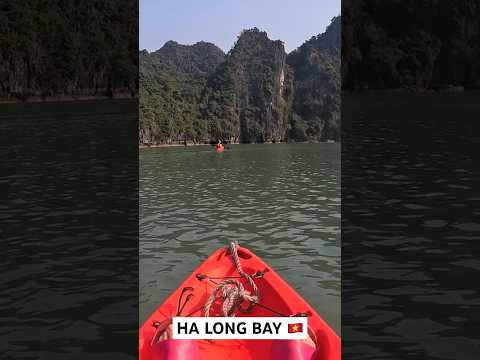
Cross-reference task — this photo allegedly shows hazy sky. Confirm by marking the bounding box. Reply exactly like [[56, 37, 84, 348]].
[[140, 0, 340, 53]]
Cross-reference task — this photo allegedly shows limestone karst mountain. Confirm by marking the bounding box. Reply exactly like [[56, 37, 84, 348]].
[[139, 17, 341, 145]]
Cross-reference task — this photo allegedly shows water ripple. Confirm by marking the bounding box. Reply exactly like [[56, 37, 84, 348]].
[[140, 143, 340, 334]]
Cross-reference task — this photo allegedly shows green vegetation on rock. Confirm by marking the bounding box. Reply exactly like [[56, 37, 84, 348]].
[[139, 42, 225, 144], [0, 1, 138, 100], [140, 17, 340, 145], [342, 0, 480, 90], [288, 16, 341, 141]]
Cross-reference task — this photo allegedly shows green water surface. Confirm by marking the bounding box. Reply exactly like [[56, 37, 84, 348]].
[[140, 143, 340, 334]]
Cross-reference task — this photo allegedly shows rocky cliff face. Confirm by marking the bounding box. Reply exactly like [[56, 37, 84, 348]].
[[139, 17, 341, 145], [202, 29, 294, 143], [0, 1, 138, 100], [288, 16, 341, 141]]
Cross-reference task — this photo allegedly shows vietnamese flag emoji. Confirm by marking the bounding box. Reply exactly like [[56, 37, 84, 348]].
[[288, 323, 303, 333]]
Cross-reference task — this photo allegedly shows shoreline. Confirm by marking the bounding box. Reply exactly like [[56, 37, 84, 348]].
[[0, 93, 137, 104], [139, 143, 211, 149], [139, 141, 338, 149], [343, 88, 480, 94]]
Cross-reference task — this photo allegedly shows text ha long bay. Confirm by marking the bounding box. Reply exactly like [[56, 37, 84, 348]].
[[172, 317, 308, 339]]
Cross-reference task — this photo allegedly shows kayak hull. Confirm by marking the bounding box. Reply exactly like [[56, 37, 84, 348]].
[[139, 246, 340, 360]]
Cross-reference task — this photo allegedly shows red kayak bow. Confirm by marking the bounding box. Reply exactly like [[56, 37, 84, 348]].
[[139, 244, 340, 360]]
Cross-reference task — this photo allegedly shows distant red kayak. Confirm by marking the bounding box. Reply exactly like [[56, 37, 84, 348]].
[[215, 144, 224, 152], [139, 244, 340, 360]]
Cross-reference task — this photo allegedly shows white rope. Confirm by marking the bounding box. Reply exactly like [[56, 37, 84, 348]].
[[204, 242, 260, 317]]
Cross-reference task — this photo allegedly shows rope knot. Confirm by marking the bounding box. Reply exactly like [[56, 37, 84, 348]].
[[204, 242, 260, 317]]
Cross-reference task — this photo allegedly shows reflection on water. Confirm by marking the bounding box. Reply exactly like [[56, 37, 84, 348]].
[[140, 143, 340, 334], [342, 93, 480, 359]]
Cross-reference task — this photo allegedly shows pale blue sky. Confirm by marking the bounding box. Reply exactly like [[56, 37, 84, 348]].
[[140, 0, 340, 53]]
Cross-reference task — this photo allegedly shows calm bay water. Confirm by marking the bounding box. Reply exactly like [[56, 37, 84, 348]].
[[1, 100, 138, 359], [342, 92, 480, 359], [140, 143, 341, 334]]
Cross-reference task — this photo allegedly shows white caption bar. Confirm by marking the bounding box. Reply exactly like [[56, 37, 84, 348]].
[[172, 317, 308, 340]]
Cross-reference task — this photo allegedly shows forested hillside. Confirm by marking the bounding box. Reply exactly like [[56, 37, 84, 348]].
[[342, 0, 480, 90], [288, 16, 341, 141], [0, 1, 138, 100], [139, 42, 225, 144], [139, 17, 341, 145]]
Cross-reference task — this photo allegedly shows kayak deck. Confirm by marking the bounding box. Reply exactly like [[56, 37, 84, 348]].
[[139, 246, 340, 360]]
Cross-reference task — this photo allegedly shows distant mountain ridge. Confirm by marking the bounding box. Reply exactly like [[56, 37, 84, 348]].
[[141, 41, 225, 78], [139, 16, 340, 145]]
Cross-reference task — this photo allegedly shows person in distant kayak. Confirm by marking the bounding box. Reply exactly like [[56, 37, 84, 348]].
[[215, 140, 224, 151]]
